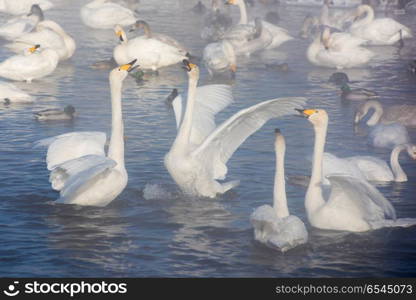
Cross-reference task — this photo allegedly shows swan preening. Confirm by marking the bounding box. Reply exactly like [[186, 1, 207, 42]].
[[250, 129, 308, 252], [81, 0, 136, 29], [35, 60, 138, 206], [5, 20, 76, 61], [298, 108, 416, 232], [0, 44, 59, 82], [113, 25, 188, 71], [164, 60, 307, 198], [349, 5, 413, 45]]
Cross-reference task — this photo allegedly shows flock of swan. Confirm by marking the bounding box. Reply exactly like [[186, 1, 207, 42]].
[[1, 0, 416, 253]]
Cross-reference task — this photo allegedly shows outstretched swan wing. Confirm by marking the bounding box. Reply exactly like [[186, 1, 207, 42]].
[[34, 131, 106, 170], [326, 175, 396, 222], [57, 157, 117, 204], [173, 84, 234, 146], [192, 97, 307, 180]]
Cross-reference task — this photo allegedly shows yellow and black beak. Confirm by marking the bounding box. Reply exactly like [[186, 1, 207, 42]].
[[295, 109, 316, 118], [225, 0, 235, 5], [119, 59, 139, 72], [116, 30, 124, 42], [29, 44, 40, 53], [182, 59, 196, 72]]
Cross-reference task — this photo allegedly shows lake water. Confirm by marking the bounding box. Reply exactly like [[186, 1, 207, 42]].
[[0, 0, 416, 277]]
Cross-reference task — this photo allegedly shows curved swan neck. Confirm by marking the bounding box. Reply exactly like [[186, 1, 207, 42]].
[[107, 75, 125, 168], [237, 0, 248, 24], [306, 116, 328, 215], [365, 101, 383, 126], [390, 144, 407, 182], [175, 72, 199, 152], [356, 5, 374, 27], [140, 22, 152, 38], [273, 134, 289, 218]]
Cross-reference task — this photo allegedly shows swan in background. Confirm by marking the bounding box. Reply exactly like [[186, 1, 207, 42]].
[[307, 28, 374, 69], [0, 4, 44, 41], [34, 105, 76, 121], [5, 20, 76, 61], [201, 0, 233, 42], [298, 108, 416, 231], [0, 45, 59, 83], [0, 80, 34, 103], [250, 129, 308, 252], [340, 83, 378, 101], [355, 100, 416, 128], [81, 0, 137, 29], [299, 14, 320, 39], [0, 0, 52, 15], [203, 40, 237, 77], [164, 60, 307, 198], [34, 60, 137, 206], [113, 25, 187, 71], [346, 144, 416, 182], [349, 5, 413, 45], [129, 20, 189, 55], [320, 0, 354, 31]]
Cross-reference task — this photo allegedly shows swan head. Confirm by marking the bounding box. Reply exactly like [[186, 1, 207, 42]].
[[27, 4, 44, 21], [353, 5, 372, 21], [405, 144, 416, 160], [225, 0, 239, 5], [24, 44, 40, 55], [114, 25, 126, 42], [111, 59, 140, 81], [182, 60, 199, 78], [296, 109, 328, 127]]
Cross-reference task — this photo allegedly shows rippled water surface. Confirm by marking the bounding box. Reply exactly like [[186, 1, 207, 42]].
[[1, 0, 416, 277]]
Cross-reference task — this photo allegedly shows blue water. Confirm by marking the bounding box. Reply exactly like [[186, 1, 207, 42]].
[[0, 0, 416, 277]]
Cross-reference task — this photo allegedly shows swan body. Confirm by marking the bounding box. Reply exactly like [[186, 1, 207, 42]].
[[250, 129, 308, 252], [307, 30, 374, 69], [113, 26, 187, 70], [355, 100, 416, 128], [340, 83, 378, 101], [81, 0, 136, 29], [0, 4, 44, 41], [349, 5, 413, 45], [0, 80, 33, 103], [0, 0, 52, 15], [299, 108, 416, 232], [6, 20, 76, 61], [165, 60, 307, 198], [34, 61, 137, 206], [0, 45, 59, 83], [368, 123, 410, 149], [203, 40, 237, 77], [35, 105, 76, 121]]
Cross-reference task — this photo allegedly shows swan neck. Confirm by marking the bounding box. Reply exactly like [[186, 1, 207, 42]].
[[390, 144, 407, 182], [175, 74, 198, 151], [108, 77, 125, 169], [366, 102, 383, 126], [273, 137, 289, 218], [237, 0, 248, 24], [306, 119, 327, 215], [142, 23, 152, 38], [357, 5, 374, 26]]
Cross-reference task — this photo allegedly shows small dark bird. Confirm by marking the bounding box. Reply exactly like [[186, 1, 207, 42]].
[[35, 105, 76, 121]]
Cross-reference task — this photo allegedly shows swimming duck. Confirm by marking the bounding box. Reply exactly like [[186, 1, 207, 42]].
[[34, 105, 76, 121], [340, 83, 378, 101]]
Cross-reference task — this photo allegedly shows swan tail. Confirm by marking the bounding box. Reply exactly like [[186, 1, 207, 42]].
[[221, 180, 240, 193]]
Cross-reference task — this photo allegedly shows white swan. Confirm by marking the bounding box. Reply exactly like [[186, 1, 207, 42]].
[[319, 0, 354, 31], [113, 25, 187, 71], [355, 100, 416, 128], [349, 5, 413, 45], [0, 80, 33, 103], [5, 20, 76, 61], [81, 0, 136, 29], [203, 40, 237, 77], [0, 4, 44, 41], [225, 0, 292, 54], [0, 45, 59, 83], [250, 129, 308, 252], [34, 61, 137, 206], [129, 20, 189, 55], [307, 28, 374, 69], [299, 108, 416, 232], [164, 60, 307, 198], [0, 0, 52, 15]]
